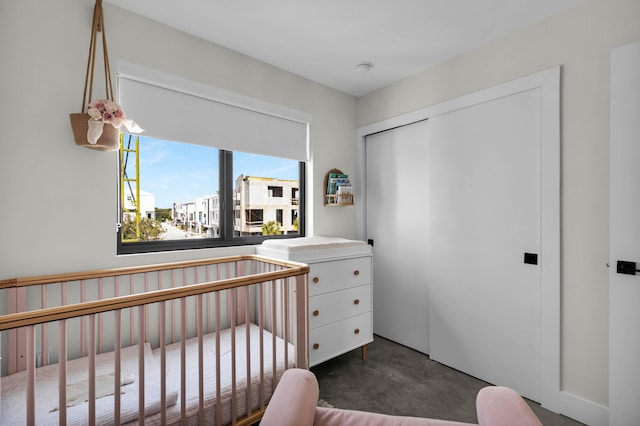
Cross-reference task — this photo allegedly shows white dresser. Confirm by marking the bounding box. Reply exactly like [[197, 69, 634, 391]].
[[257, 237, 373, 367]]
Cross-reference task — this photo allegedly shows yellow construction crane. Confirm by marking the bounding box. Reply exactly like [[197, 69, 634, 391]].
[[120, 133, 141, 242]]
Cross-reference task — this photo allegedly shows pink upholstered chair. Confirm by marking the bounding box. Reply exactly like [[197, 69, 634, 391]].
[[261, 369, 542, 426]]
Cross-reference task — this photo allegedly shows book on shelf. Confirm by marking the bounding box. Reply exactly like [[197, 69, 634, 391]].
[[327, 173, 350, 195], [337, 185, 352, 194]]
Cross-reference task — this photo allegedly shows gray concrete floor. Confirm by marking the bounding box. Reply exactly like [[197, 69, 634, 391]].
[[311, 335, 584, 426]]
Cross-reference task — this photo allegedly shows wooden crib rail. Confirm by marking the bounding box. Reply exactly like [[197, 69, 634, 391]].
[[0, 263, 308, 332], [0, 255, 308, 289]]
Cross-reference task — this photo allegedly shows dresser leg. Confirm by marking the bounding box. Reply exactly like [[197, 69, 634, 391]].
[[361, 344, 368, 361]]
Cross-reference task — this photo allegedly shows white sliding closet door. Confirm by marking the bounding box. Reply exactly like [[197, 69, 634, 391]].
[[610, 40, 640, 426], [366, 120, 430, 354], [426, 89, 542, 402]]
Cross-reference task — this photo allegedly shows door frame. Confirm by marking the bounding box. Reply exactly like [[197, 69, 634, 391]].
[[355, 67, 561, 412]]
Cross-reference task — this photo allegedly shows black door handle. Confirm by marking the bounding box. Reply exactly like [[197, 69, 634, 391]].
[[524, 253, 538, 265], [617, 260, 640, 275]]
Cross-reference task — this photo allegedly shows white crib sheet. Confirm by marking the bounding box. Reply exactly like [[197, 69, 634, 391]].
[[141, 323, 296, 425], [1, 342, 178, 426]]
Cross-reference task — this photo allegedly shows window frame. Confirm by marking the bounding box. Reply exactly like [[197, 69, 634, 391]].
[[117, 149, 306, 255]]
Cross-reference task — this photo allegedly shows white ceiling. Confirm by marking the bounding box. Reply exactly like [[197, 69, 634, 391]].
[[105, 0, 584, 97]]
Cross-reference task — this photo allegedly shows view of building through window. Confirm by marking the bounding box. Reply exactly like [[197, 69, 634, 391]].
[[120, 135, 300, 242]]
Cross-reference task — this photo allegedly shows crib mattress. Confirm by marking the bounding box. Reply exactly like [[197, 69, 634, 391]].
[[1, 324, 293, 426], [1, 342, 178, 426], [140, 322, 295, 425]]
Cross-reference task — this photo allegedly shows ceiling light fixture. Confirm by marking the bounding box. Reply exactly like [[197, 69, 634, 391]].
[[355, 62, 374, 74]]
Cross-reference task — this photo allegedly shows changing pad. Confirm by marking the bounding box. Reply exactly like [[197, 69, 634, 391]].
[[260, 236, 367, 252]]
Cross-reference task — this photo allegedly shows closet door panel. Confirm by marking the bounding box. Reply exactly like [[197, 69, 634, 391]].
[[609, 40, 640, 425], [426, 88, 542, 402], [365, 119, 430, 354]]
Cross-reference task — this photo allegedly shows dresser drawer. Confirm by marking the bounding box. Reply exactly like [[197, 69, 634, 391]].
[[309, 284, 371, 329], [309, 312, 372, 366], [308, 256, 371, 296]]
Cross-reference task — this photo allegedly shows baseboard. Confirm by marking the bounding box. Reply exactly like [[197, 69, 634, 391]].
[[558, 390, 609, 426]]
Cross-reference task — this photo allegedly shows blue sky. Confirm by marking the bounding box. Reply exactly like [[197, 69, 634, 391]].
[[122, 136, 298, 208]]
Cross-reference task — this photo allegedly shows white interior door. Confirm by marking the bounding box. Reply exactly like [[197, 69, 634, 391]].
[[365, 120, 430, 354], [426, 89, 542, 402], [609, 40, 640, 426]]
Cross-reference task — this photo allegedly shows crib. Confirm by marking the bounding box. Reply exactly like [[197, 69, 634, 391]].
[[0, 255, 309, 425]]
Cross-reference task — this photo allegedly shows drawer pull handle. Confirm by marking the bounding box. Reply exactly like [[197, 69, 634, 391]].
[[354, 328, 360, 335], [353, 270, 360, 276], [313, 310, 319, 316], [312, 277, 319, 283], [354, 299, 360, 305], [313, 343, 319, 350]]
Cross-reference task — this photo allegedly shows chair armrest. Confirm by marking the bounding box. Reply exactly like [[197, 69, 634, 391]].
[[476, 386, 542, 426], [261, 369, 319, 426]]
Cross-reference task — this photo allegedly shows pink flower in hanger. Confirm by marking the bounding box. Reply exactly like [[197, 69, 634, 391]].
[[87, 99, 125, 128], [85, 99, 143, 133]]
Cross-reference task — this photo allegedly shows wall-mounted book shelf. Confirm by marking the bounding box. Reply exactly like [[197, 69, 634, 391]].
[[324, 168, 353, 206]]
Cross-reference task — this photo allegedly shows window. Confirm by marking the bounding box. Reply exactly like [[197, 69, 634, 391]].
[[118, 136, 305, 254], [246, 210, 263, 225], [116, 70, 309, 254], [268, 186, 283, 197]]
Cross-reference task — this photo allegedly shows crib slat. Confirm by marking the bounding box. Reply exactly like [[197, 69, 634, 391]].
[[258, 282, 265, 408], [245, 286, 252, 418], [206, 266, 212, 334], [26, 325, 35, 426], [58, 320, 67, 425], [138, 305, 146, 425], [60, 283, 68, 424], [231, 287, 238, 424], [235, 262, 246, 325], [114, 309, 122, 426], [180, 297, 187, 422], [41, 285, 47, 367], [129, 275, 135, 346], [171, 270, 176, 343], [284, 278, 290, 369], [271, 280, 277, 392], [215, 290, 222, 425], [144, 273, 150, 344], [89, 314, 97, 426], [113, 278, 121, 426], [197, 294, 205, 424], [159, 301, 167, 425], [81, 281, 86, 357], [98, 278, 103, 354]]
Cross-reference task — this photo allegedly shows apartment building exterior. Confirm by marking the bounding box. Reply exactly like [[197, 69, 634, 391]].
[[234, 175, 299, 236], [172, 175, 298, 237], [173, 196, 220, 237], [123, 190, 157, 220]]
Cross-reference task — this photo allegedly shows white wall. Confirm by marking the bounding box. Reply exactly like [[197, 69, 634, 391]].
[[357, 0, 640, 416], [3, 0, 638, 420], [0, 0, 358, 278]]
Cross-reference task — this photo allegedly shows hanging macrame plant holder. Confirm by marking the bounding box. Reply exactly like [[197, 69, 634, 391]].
[[69, 0, 119, 151]]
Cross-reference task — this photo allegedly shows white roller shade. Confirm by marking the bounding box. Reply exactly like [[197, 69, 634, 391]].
[[117, 74, 309, 161]]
